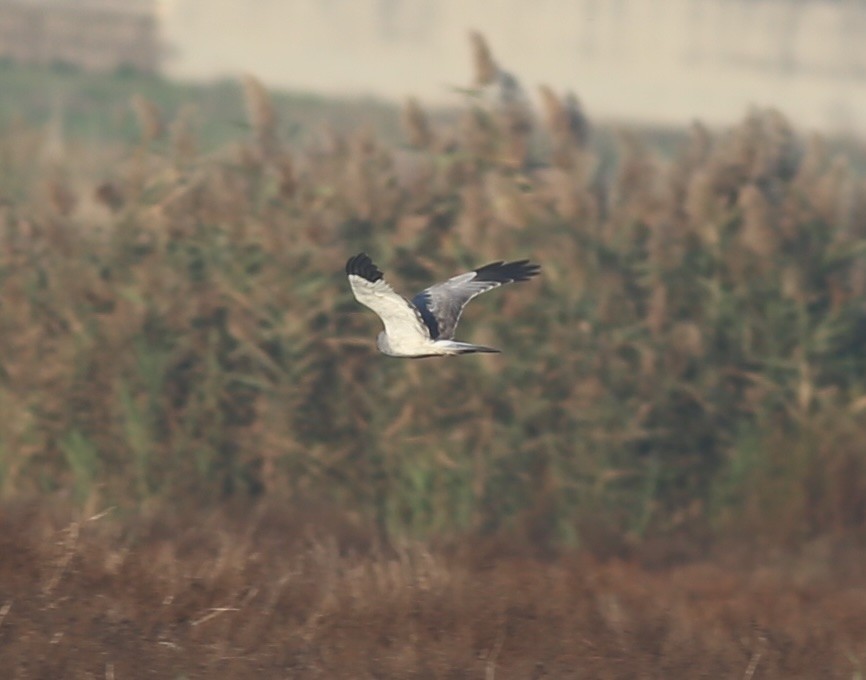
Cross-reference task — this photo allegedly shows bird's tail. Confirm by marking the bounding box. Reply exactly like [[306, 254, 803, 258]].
[[435, 340, 501, 355]]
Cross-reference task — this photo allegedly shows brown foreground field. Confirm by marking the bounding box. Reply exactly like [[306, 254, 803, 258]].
[[1, 499, 865, 679]]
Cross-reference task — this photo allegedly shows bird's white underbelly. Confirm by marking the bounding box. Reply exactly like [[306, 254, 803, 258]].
[[378, 331, 446, 357]]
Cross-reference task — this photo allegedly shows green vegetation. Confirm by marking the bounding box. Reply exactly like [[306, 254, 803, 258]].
[[0, 60, 401, 151], [1, 40, 865, 550]]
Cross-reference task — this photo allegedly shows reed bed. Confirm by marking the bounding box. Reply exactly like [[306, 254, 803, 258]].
[[1, 34, 866, 549]]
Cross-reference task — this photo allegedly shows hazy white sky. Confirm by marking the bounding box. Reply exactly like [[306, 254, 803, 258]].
[[158, 0, 866, 134]]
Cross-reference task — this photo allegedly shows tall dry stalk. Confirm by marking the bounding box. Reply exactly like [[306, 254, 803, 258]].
[[469, 30, 498, 87], [241, 73, 280, 158], [402, 97, 435, 150], [130, 94, 164, 145], [539, 85, 590, 168]]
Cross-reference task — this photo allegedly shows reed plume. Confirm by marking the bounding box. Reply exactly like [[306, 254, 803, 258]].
[[169, 104, 198, 167], [539, 85, 590, 161], [130, 93, 164, 144], [469, 30, 497, 87], [241, 73, 280, 158], [738, 184, 777, 257], [401, 97, 435, 150]]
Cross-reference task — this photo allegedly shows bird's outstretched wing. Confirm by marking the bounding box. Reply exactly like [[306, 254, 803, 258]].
[[411, 260, 540, 340], [346, 253, 430, 341]]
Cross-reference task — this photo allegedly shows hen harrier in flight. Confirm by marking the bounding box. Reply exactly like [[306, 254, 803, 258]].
[[346, 253, 540, 357]]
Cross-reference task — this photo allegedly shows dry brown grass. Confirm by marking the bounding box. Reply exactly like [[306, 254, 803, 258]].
[[1, 500, 865, 679]]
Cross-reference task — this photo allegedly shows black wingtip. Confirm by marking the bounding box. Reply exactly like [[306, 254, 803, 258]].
[[346, 252, 384, 282], [473, 259, 541, 284]]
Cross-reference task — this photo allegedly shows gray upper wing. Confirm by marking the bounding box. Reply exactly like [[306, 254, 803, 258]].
[[410, 259, 540, 340]]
